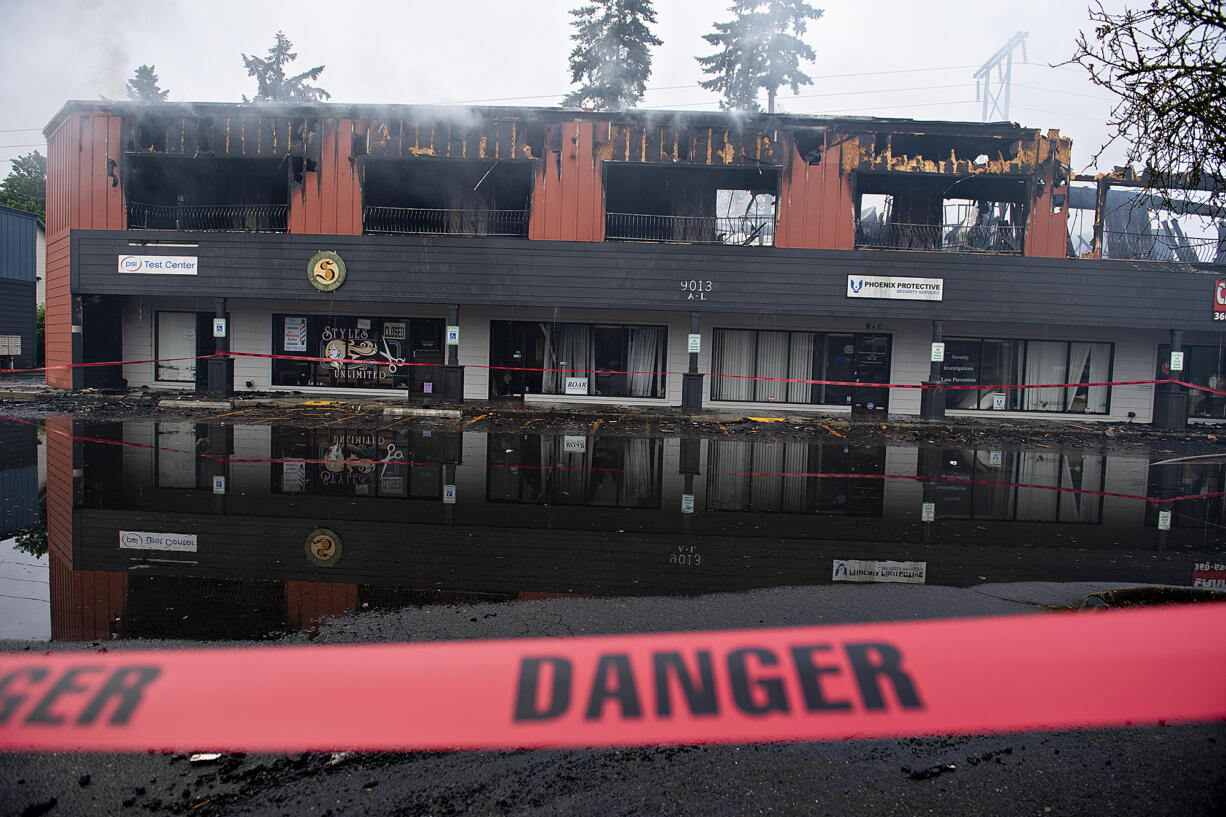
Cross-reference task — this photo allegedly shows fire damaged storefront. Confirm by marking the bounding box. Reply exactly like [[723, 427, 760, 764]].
[[43, 99, 1226, 424]]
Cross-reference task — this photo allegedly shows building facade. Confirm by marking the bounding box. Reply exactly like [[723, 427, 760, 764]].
[[42, 100, 1225, 422], [0, 204, 39, 372]]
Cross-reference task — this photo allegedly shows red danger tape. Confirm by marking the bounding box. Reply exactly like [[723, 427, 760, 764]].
[[2, 605, 1223, 753], [6, 350, 1226, 395]]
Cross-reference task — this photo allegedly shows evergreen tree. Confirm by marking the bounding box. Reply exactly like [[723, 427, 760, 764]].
[[125, 65, 169, 102], [564, 0, 662, 110], [697, 0, 823, 113], [0, 151, 46, 220], [242, 31, 330, 103]]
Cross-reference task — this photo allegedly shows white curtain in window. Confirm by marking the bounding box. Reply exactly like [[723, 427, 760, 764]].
[[1059, 454, 1103, 523], [1015, 452, 1059, 520], [627, 327, 665, 397], [1065, 343, 1092, 411], [755, 331, 789, 403], [1023, 341, 1067, 411], [752, 442, 784, 511], [544, 324, 592, 395], [621, 438, 660, 507], [706, 440, 750, 510], [713, 330, 755, 401], [787, 332, 816, 403], [1086, 343, 1111, 413], [550, 441, 588, 504], [540, 322, 557, 393], [781, 443, 810, 511]]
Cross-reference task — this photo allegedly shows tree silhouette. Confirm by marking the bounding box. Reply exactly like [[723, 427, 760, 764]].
[[697, 0, 823, 113], [564, 0, 663, 110], [242, 31, 331, 103], [125, 65, 169, 102], [0, 151, 46, 219], [1069, 1, 1226, 216]]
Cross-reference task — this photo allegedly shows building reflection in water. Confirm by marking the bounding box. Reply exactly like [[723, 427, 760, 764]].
[[20, 418, 1225, 642]]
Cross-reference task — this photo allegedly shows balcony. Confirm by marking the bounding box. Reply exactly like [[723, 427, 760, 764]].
[[126, 202, 288, 233], [854, 220, 1023, 254], [362, 206, 528, 238], [1102, 230, 1225, 264], [605, 212, 775, 246]]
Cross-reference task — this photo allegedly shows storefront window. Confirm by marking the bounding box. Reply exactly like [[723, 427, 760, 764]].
[[710, 329, 825, 404], [269, 427, 445, 499], [926, 449, 1105, 522], [540, 323, 667, 398], [486, 434, 662, 508], [979, 339, 1022, 411], [710, 330, 889, 409], [944, 337, 1113, 414], [271, 315, 443, 392], [704, 440, 884, 516], [942, 339, 980, 409], [1157, 343, 1226, 419]]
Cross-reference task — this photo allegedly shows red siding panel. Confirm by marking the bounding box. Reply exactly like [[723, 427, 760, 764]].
[[284, 581, 357, 630], [44, 234, 72, 387], [776, 136, 854, 251], [527, 121, 603, 242]]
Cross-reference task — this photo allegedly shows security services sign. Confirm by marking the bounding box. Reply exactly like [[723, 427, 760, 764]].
[[847, 275, 943, 301]]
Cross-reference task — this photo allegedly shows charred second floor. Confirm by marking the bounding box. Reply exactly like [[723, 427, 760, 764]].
[[46, 99, 1090, 257]]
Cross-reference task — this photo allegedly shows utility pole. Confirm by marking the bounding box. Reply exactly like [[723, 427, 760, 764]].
[[974, 32, 1028, 122]]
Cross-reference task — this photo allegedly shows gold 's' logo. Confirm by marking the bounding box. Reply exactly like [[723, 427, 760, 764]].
[[307, 251, 346, 292], [304, 527, 343, 567]]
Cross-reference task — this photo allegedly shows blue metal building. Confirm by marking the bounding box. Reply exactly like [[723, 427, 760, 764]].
[[0, 204, 40, 371]]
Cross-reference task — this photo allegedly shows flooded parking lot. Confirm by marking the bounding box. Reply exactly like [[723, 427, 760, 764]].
[[2, 416, 1223, 643]]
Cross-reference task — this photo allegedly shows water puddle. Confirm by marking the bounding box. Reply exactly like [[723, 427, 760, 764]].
[[1, 418, 1223, 642]]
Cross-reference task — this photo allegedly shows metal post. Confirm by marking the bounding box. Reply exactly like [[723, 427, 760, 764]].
[[207, 297, 232, 396], [443, 304, 464, 403], [681, 312, 704, 412], [920, 320, 945, 420]]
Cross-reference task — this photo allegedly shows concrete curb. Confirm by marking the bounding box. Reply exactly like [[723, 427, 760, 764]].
[[157, 399, 234, 410], [383, 406, 462, 419]]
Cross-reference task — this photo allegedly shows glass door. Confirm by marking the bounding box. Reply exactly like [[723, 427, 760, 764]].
[[851, 333, 891, 416]]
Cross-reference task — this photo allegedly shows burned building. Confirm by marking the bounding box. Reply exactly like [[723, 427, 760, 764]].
[[41, 100, 1225, 423]]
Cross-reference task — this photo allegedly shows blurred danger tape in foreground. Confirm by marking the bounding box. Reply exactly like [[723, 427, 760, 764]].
[[1, 604, 1224, 753]]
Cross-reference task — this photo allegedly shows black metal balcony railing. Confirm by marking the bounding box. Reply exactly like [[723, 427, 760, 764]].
[[854, 220, 1024, 254], [126, 202, 288, 232], [1102, 230, 1225, 264], [605, 212, 775, 246], [363, 206, 528, 237]]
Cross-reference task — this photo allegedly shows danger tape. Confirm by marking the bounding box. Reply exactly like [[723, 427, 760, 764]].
[[1, 605, 1223, 752], [6, 351, 1226, 395]]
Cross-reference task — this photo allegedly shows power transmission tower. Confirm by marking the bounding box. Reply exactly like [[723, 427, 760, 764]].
[[974, 32, 1028, 122]]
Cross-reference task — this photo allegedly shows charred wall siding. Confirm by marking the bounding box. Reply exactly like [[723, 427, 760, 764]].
[[74, 230, 1218, 330]]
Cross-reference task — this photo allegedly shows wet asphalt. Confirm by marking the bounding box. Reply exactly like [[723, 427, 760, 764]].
[[3, 582, 1224, 816]]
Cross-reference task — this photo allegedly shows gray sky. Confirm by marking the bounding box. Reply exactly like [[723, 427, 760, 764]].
[[0, 0, 1130, 173]]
